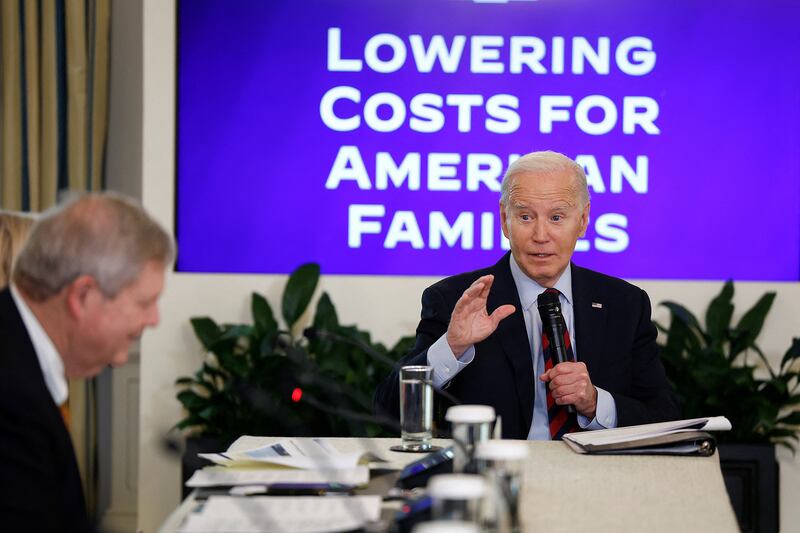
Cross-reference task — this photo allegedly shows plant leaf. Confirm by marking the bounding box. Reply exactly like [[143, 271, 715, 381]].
[[313, 292, 339, 332], [389, 335, 416, 360], [751, 345, 777, 379], [769, 428, 800, 440], [252, 293, 278, 335], [705, 280, 734, 349], [730, 292, 776, 358], [219, 324, 254, 341], [174, 416, 205, 431], [775, 440, 796, 454], [217, 351, 250, 377], [202, 363, 228, 381], [282, 263, 320, 329], [661, 303, 701, 355], [177, 390, 207, 411], [190, 317, 222, 350], [786, 394, 800, 406], [661, 301, 704, 350], [777, 411, 800, 426], [781, 338, 800, 373], [661, 302, 702, 333]]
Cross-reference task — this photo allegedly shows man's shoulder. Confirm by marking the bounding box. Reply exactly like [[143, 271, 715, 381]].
[[0, 288, 38, 383], [572, 263, 647, 298], [0, 288, 26, 341]]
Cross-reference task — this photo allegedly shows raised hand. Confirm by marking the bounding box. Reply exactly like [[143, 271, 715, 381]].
[[446, 274, 515, 358]]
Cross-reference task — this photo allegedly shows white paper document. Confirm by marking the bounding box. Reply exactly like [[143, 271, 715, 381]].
[[177, 495, 382, 533], [201, 438, 379, 470], [562, 416, 731, 455], [185, 466, 370, 488], [564, 416, 731, 447]]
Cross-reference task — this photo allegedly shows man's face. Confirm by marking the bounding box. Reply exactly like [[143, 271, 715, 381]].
[[500, 169, 589, 287], [68, 260, 165, 377]]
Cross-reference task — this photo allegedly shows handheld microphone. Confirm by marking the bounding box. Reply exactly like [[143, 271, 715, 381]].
[[537, 291, 576, 414]]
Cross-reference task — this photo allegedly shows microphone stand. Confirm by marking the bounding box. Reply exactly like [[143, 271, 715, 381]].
[[304, 327, 463, 407], [303, 328, 476, 463]]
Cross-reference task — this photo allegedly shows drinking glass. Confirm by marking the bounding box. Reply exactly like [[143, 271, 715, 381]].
[[392, 365, 435, 452], [475, 440, 528, 533], [445, 405, 495, 472], [428, 474, 486, 522]]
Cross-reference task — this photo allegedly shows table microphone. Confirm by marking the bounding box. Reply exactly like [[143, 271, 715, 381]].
[[303, 327, 463, 407], [537, 290, 576, 414]]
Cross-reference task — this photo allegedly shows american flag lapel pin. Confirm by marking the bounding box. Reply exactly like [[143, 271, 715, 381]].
[[592, 302, 603, 309]]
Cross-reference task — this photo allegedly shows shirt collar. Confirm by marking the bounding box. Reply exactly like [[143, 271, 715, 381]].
[[508, 254, 573, 311], [10, 284, 69, 405]]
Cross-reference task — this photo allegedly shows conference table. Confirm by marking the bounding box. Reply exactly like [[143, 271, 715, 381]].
[[160, 437, 739, 532]]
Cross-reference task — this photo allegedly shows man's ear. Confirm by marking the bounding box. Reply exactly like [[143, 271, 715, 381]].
[[579, 201, 591, 238], [65, 275, 99, 318], [500, 201, 510, 239]]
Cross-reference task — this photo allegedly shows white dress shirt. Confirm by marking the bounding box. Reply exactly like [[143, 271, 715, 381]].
[[427, 255, 617, 439], [10, 284, 68, 405]]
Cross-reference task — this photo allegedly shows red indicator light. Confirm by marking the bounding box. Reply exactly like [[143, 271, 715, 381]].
[[291, 387, 303, 403]]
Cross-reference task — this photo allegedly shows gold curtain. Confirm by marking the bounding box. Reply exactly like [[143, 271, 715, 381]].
[[1, 0, 109, 210], [0, 0, 111, 520]]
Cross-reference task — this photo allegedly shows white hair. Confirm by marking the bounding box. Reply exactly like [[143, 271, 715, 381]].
[[500, 151, 590, 208], [13, 192, 175, 301]]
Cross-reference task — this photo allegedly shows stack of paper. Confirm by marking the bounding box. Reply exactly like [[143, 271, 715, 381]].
[[177, 495, 382, 533], [186, 466, 369, 488], [200, 438, 367, 470], [188, 438, 373, 489], [563, 416, 732, 456]]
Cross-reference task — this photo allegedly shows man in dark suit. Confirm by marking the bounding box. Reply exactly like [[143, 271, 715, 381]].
[[0, 193, 173, 531], [375, 151, 679, 440]]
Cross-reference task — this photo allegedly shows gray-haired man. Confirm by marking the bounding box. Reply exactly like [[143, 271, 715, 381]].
[[0, 192, 173, 532], [375, 150, 679, 439]]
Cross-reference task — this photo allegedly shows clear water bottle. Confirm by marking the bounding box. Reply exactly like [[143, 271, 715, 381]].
[[475, 440, 528, 533], [411, 521, 480, 533], [445, 404, 496, 473], [428, 474, 486, 523]]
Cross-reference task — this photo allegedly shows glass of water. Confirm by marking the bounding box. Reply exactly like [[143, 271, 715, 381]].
[[475, 440, 528, 533], [445, 405, 495, 472], [393, 365, 435, 452], [428, 474, 486, 522]]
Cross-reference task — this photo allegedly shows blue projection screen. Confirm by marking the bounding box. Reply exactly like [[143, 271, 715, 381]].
[[176, 0, 800, 280]]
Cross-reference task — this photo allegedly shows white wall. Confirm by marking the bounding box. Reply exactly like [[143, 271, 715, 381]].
[[137, 1, 800, 531]]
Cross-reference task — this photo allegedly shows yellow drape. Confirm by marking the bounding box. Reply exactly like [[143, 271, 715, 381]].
[[0, 0, 111, 520]]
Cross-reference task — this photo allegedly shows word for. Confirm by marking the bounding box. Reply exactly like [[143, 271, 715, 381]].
[[320, 88, 659, 135]]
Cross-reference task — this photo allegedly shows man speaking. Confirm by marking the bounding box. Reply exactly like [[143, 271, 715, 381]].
[[375, 151, 679, 439], [0, 193, 173, 531]]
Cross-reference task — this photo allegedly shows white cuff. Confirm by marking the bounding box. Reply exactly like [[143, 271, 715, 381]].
[[577, 387, 617, 430], [427, 334, 475, 389]]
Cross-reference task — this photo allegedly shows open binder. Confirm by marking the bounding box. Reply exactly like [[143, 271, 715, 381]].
[[563, 416, 731, 456]]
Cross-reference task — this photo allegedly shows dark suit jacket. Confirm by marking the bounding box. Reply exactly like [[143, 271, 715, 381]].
[[374, 253, 679, 439], [0, 288, 92, 532]]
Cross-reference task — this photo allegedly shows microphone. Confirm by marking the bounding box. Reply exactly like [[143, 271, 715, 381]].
[[537, 290, 576, 414]]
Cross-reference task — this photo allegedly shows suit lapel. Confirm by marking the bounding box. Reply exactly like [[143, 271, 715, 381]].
[[571, 264, 608, 370], [487, 254, 535, 432], [0, 289, 73, 440]]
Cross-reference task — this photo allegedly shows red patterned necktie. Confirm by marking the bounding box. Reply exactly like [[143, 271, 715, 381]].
[[541, 288, 580, 440]]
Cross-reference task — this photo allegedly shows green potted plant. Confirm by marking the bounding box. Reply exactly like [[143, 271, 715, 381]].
[[656, 280, 799, 532], [174, 263, 412, 486]]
